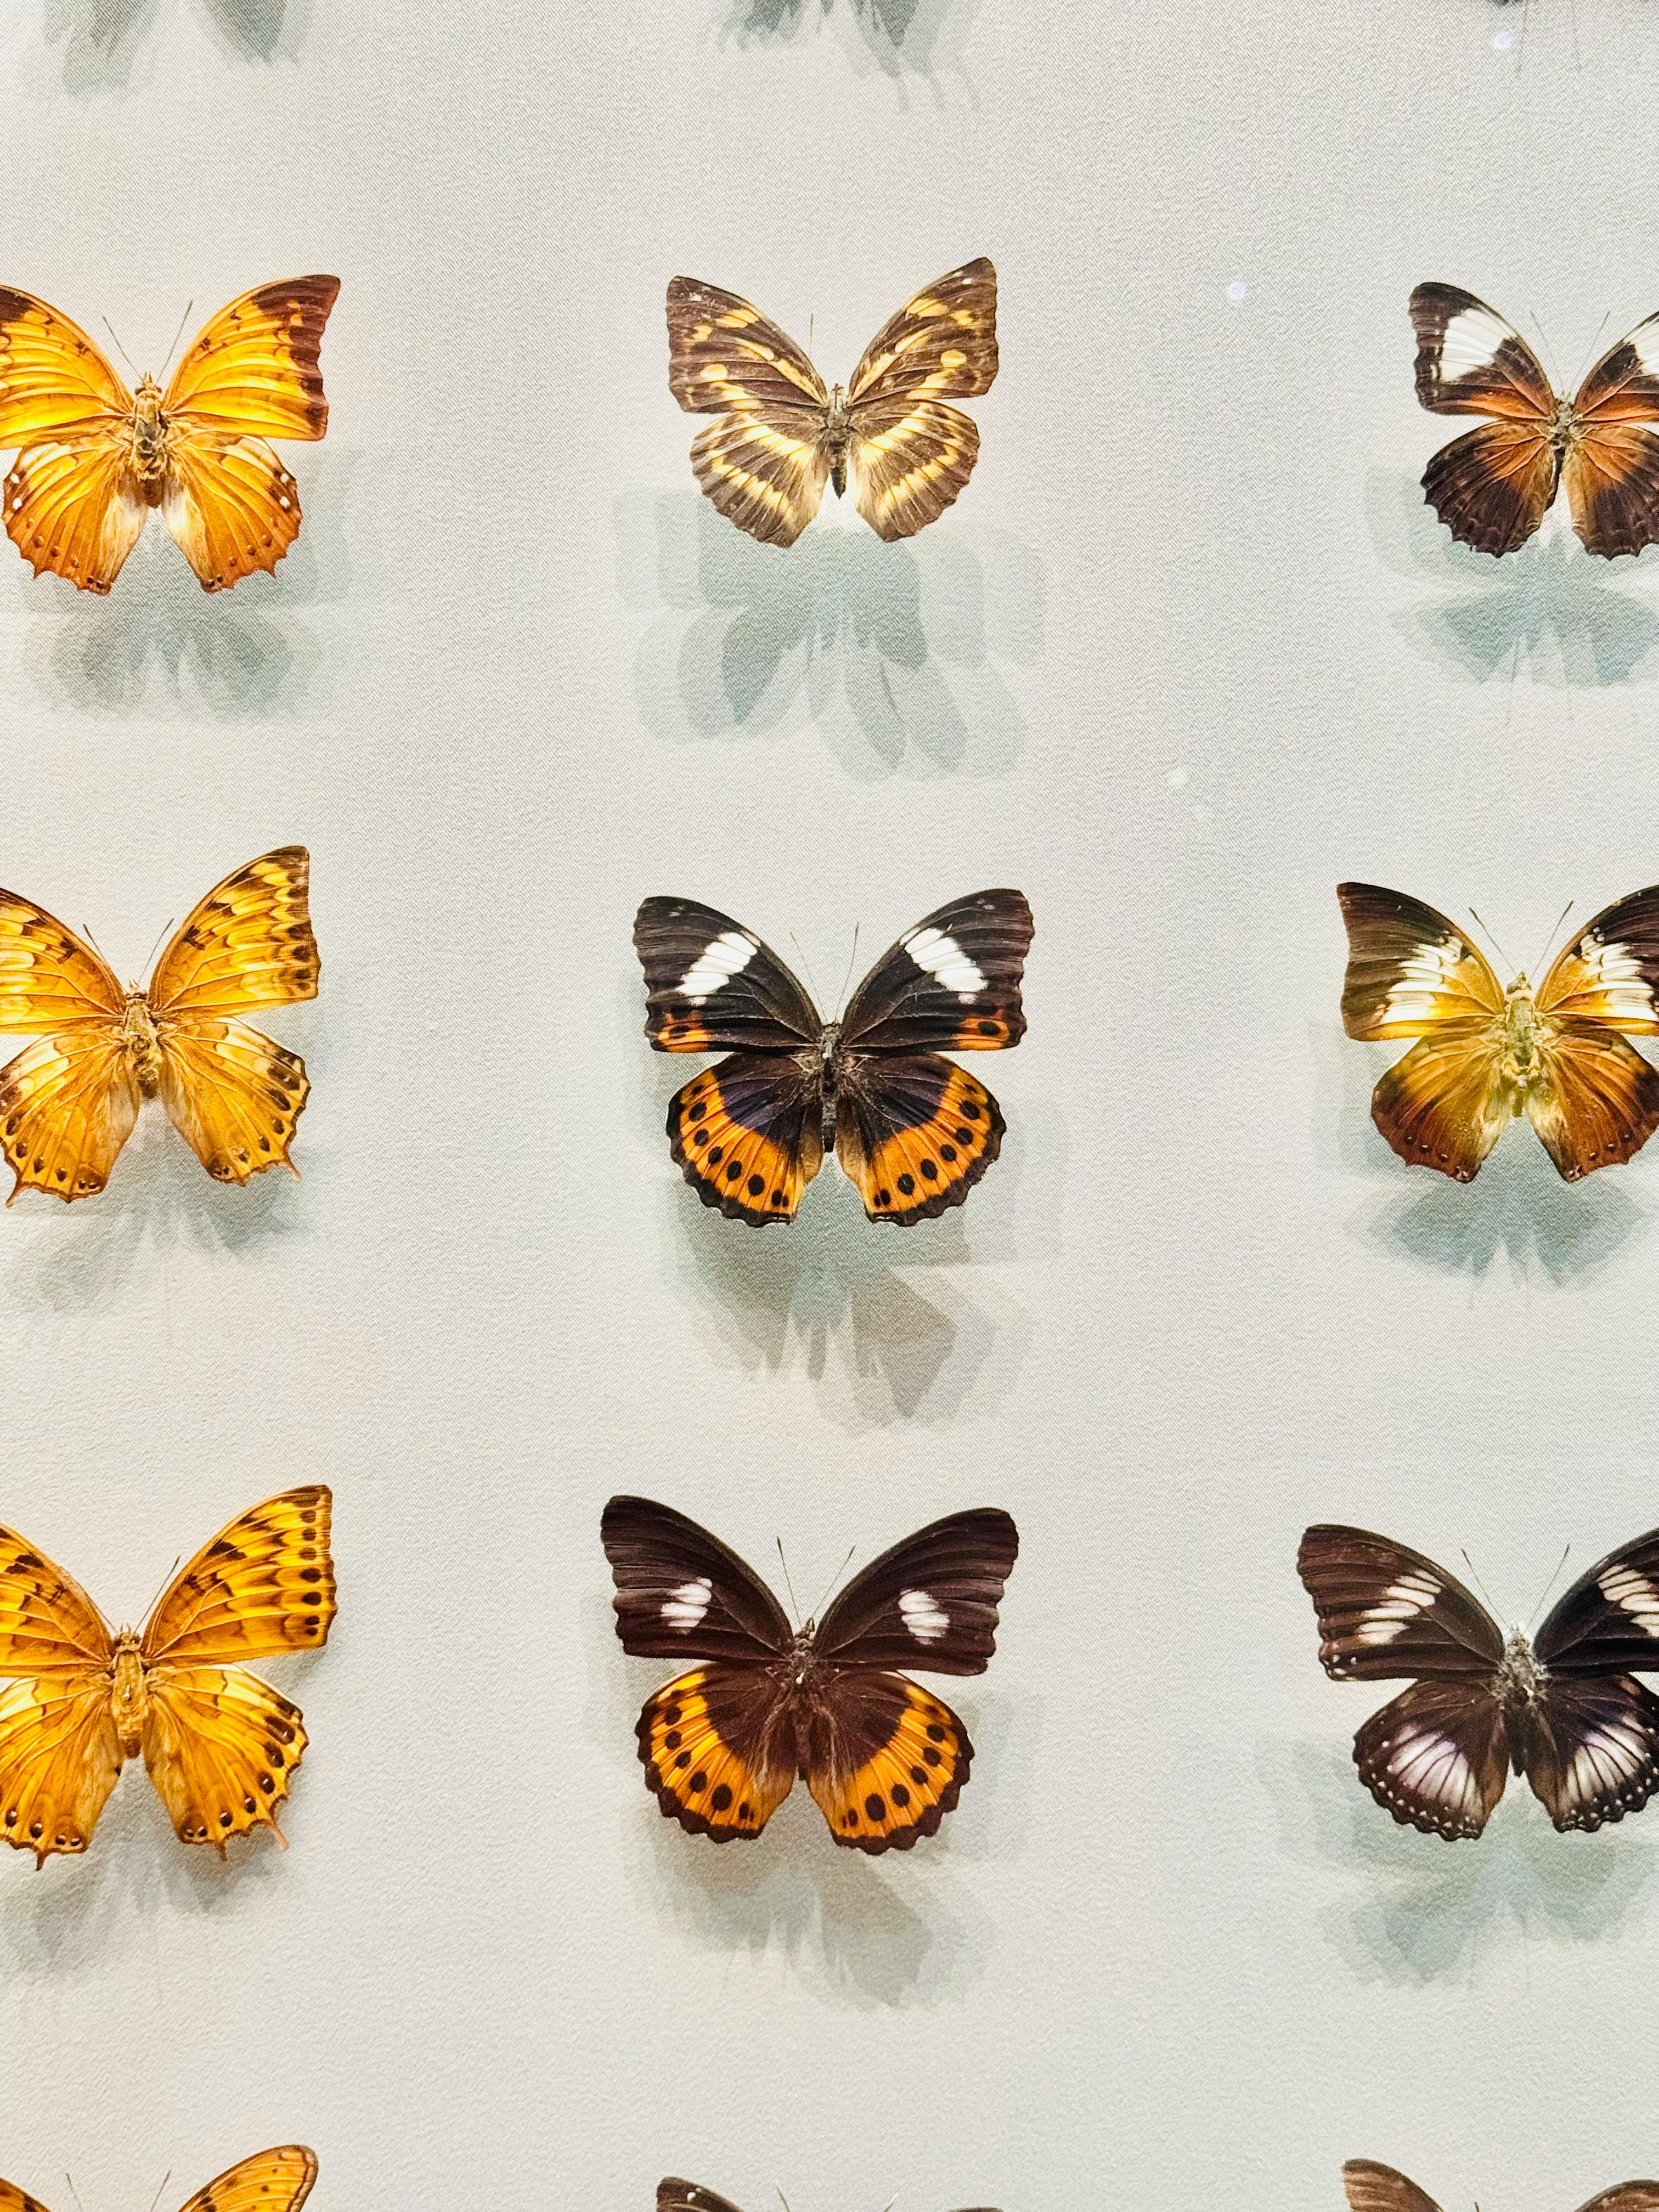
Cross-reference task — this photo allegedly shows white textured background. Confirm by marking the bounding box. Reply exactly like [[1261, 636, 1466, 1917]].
[[1, 2, 1658, 2210]]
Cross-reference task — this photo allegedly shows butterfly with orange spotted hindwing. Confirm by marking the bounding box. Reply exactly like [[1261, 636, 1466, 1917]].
[[633, 888, 1032, 1226], [1299, 1522, 1659, 1839], [602, 1496, 1018, 1852]]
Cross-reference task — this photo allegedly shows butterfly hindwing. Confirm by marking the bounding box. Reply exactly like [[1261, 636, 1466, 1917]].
[[667, 1054, 823, 1224], [840, 887, 1034, 1054], [1350, 1677, 1509, 1839], [1513, 1673, 1659, 1833], [4, 436, 147, 594], [175, 2149, 318, 2212], [155, 1020, 310, 1186], [0, 1031, 140, 1204], [804, 1674, 974, 1852], [835, 1053, 1004, 1224], [142, 1665, 310, 1848], [848, 394, 981, 542], [162, 431, 306, 592], [637, 1664, 795, 1840], [0, 1672, 123, 1862]]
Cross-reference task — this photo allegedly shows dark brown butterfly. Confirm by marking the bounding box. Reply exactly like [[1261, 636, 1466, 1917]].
[[1338, 882, 1659, 1182], [601, 1496, 1018, 1853], [661, 2187, 1000, 2212], [1344, 2165, 1659, 2212], [1299, 1523, 1659, 1839], [633, 888, 1033, 1226], [1410, 281, 1659, 557], [665, 259, 997, 545]]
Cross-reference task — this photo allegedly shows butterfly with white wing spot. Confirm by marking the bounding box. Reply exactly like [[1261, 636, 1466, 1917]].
[[1344, 2164, 1659, 2212], [661, 2186, 999, 2212], [1299, 1523, 1659, 1839], [602, 1496, 1018, 1852], [1410, 280, 1659, 557], [1338, 881, 1659, 1182], [633, 888, 1032, 1225]]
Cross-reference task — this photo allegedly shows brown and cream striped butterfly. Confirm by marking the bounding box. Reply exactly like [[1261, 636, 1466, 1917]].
[[0, 275, 338, 594], [603, 1496, 1018, 1853], [0, 2150, 320, 2212], [1338, 881, 1659, 1182], [1300, 1523, 1659, 1840], [1345, 2166, 1659, 2212], [0, 847, 318, 1204], [662, 2187, 999, 2212], [665, 258, 997, 545], [0, 1489, 335, 1864], [1410, 281, 1659, 557]]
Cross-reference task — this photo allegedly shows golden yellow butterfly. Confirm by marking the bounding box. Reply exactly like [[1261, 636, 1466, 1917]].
[[0, 274, 338, 594], [0, 1489, 334, 1864], [0, 2149, 319, 2212], [0, 846, 318, 1205]]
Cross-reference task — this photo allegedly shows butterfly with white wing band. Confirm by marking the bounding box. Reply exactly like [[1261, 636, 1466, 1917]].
[[1299, 1524, 1659, 1839], [660, 2185, 1001, 2212]]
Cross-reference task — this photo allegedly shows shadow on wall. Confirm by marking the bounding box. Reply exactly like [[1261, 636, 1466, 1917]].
[[8, 449, 359, 719], [44, 0, 311, 89], [1309, 1019, 1650, 1285], [1261, 1735, 1653, 1987], [714, 0, 981, 86], [616, 490, 1042, 779], [1368, 469, 1659, 687]]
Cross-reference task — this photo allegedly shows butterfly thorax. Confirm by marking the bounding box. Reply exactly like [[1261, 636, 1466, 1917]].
[[127, 376, 173, 491], [1498, 978, 1547, 1098], [810, 1021, 844, 1143], [1495, 1627, 1548, 1711], [108, 1632, 150, 1756], [119, 990, 165, 1096], [824, 385, 850, 496], [1546, 393, 1581, 456]]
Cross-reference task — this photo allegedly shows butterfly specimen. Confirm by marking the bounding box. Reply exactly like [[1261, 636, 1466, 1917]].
[[633, 888, 1032, 1225], [1345, 2167, 1659, 2212], [0, 274, 338, 593], [602, 1496, 1018, 1852], [0, 2151, 319, 2212], [0, 845, 318, 1204], [0, 1488, 334, 1863], [662, 2188, 998, 2212], [665, 258, 997, 545], [1337, 881, 1659, 1182], [1298, 1522, 1659, 1839], [1410, 280, 1659, 557]]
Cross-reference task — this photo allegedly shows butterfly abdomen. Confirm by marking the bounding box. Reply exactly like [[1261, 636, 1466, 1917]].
[[118, 992, 165, 1096], [110, 1635, 149, 1757]]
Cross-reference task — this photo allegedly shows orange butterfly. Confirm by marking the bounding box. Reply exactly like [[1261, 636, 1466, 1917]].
[[0, 1489, 334, 1864], [0, 275, 338, 594], [0, 2152, 318, 2212], [0, 846, 318, 1204]]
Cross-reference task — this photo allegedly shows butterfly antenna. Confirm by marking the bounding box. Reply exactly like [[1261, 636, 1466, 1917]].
[[788, 932, 823, 1013], [1466, 907, 1515, 977], [1531, 899, 1575, 981], [775, 1537, 802, 1627], [1461, 1548, 1505, 1621], [1567, 310, 1612, 396], [101, 317, 139, 377], [158, 298, 194, 380], [806, 1543, 856, 1627], [1527, 1543, 1573, 1634], [831, 923, 861, 1023], [138, 915, 174, 985], [64, 2175, 86, 2212], [144, 2172, 171, 2212], [1528, 310, 1562, 395], [137, 1553, 182, 1630]]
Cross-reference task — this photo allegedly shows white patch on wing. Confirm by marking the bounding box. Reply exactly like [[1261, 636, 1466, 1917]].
[[898, 1587, 949, 1643], [662, 1575, 713, 1629], [1565, 933, 1658, 1024], [1385, 1722, 1481, 1823], [903, 925, 986, 1001], [1382, 935, 1483, 1028], [1614, 315, 1659, 378], [1565, 1714, 1649, 1809], [677, 930, 758, 1005], [1598, 1561, 1659, 1628], [1434, 300, 1531, 388], [1356, 1572, 1442, 1644]]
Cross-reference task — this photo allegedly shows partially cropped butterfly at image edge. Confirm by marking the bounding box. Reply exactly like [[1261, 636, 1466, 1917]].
[[0, 1488, 335, 1864], [0, 274, 338, 593], [1342, 2166, 1659, 2212], [661, 2186, 998, 2212], [1410, 280, 1659, 557], [0, 2151, 320, 2212], [1337, 881, 1659, 1182], [0, 846, 318, 1203], [667, 258, 997, 545], [602, 1496, 1018, 1852], [633, 888, 1033, 1225], [1298, 1522, 1659, 1839]]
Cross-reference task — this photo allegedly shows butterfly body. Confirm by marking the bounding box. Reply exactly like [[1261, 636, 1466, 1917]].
[[634, 889, 1032, 1224]]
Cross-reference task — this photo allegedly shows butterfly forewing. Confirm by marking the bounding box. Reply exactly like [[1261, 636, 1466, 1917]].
[[815, 1506, 1019, 1672], [1338, 884, 1503, 1040], [600, 1495, 792, 1660], [847, 259, 1000, 410], [634, 897, 820, 1053], [1537, 887, 1659, 1031], [840, 887, 1033, 1054], [1297, 1526, 1503, 1679], [1561, 318, 1659, 558], [0, 890, 123, 1031], [0, 2183, 58, 2212], [1534, 1527, 1659, 1674], [1410, 283, 1555, 420], [0, 1532, 121, 1859], [162, 279, 337, 442], [1342, 2166, 1444, 2212], [142, 1488, 335, 1666], [175, 2149, 319, 2212], [659, 2186, 746, 2212]]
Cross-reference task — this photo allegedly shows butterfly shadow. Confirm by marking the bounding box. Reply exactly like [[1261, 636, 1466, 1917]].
[[713, 0, 981, 88], [1262, 1736, 1654, 1985], [1312, 1022, 1649, 1285], [1367, 469, 1659, 687], [44, 0, 310, 91], [3, 1104, 315, 1315], [617, 490, 1040, 780]]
